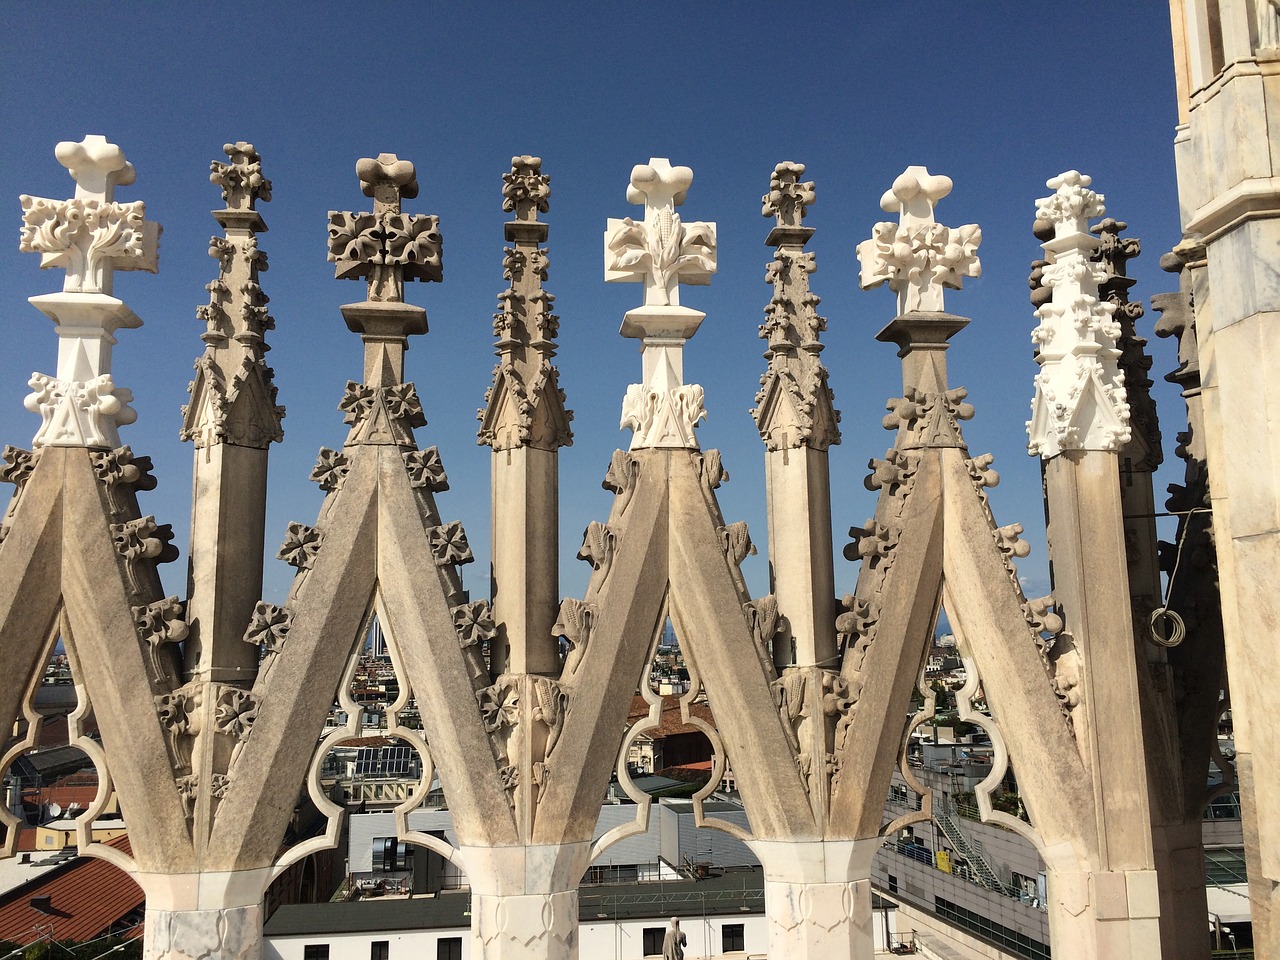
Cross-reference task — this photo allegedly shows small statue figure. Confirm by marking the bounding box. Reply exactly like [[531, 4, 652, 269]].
[[662, 916, 687, 960]]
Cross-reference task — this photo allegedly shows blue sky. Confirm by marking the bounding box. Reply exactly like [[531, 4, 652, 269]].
[[0, 3, 1187, 609]]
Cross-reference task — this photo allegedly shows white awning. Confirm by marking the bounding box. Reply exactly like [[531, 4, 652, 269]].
[[1206, 885, 1252, 925]]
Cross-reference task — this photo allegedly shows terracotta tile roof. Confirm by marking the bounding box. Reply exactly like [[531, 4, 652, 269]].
[[627, 696, 716, 738], [0, 834, 142, 944], [666, 760, 714, 773]]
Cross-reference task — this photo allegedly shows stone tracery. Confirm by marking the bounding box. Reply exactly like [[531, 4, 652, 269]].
[[0, 79, 1257, 960]]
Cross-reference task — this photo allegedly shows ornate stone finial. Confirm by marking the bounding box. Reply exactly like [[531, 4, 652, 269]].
[[327, 153, 441, 306], [328, 152, 439, 389], [762, 161, 815, 229], [21, 135, 160, 297], [1026, 171, 1131, 458], [856, 166, 981, 315], [182, 143, 283, 450], [502, 155, 551, 222], [479, 158, 573, 451], [752, 162, 840, 451], [55, 135, 137, 201], [606, 158, 717, 310], [19, 136, 161, 449], [607, 159, 716, 450], [210, 142, 271, 212], [1092, 217, 1160, 471]]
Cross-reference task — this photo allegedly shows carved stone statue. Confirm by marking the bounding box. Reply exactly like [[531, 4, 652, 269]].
[[661, 917, 686, 960]]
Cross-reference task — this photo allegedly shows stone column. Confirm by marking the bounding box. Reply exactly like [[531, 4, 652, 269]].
[[182, 142, 281, 688], [135, 868, 271, 960], [461, 843, 589, 960], [481, 158, 572, 677], [1167, 6, 1280, 948], [752, 163, 840, 677], [749, 838, 881, 960], [1029, 171, 1163, 957]]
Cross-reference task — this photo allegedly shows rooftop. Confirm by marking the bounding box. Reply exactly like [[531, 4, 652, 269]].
[[0, 835, 141, 944], [267, 869, 896, 938]]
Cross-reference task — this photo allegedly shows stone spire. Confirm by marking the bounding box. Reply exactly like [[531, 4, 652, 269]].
[[328, 153, 439, 444], [19, 135, 160, 448], [181, 142, 282, 685], [751, 162, 840, 680], [182, 142, 283, 450], [1026, 171, 1131, 459], [478, 156, 573, 451], [480, 157, 571, 677], [751, 162, 841, 452], [606, 158, 717, 450], [856, 165, 980, 316]]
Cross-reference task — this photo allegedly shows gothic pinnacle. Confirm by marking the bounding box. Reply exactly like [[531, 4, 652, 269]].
[[182, 142, 283, 449], [327, 152, 440, 388], [479, 157, 572, 451], [752, 161, 840, 452]]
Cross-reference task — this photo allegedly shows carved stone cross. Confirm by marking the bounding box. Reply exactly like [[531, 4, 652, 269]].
[[856, 166, 980, 315], [606, 159, 717, 450], [328, 153, 442, 305], [329, 154, 439, 389], [605, 158, 716, 309], [19, 135, 160, 448], [20, 134, 160, 297]]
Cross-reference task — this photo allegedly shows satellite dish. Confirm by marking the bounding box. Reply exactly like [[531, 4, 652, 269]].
[[46, 803, 62, 818]]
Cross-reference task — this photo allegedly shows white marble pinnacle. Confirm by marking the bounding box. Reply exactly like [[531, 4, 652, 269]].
[[1026, 171, 1131, 458]]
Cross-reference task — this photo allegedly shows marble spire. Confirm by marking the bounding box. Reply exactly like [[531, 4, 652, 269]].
[[181, 142, 282, 686], [1026, 171, 1131, 459], [480, 156, 571, 677]]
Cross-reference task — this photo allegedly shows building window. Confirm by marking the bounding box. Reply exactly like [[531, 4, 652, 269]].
[[303, 947, 329, 960], [888, 873, 898, 894], [722, 923, 745, 952], [642, 927, 666, 955], [371, 941, 390, 960], [436, 937, 462, 960]]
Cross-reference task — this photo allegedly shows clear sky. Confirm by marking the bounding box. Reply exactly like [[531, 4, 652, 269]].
[[0, 3, 1187, 610]]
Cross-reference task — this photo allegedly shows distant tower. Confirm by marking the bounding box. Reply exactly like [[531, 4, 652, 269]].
[[369, 618, 387, 659]]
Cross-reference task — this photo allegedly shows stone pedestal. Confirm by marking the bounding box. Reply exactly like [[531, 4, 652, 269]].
[[143, 904, 262, 960], [135, 868, 270, 960], [750, 838, 880, 960], [1044, 865, 1162, 960], [461, 843, 590, 960], [472, 890, 578, 960]]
